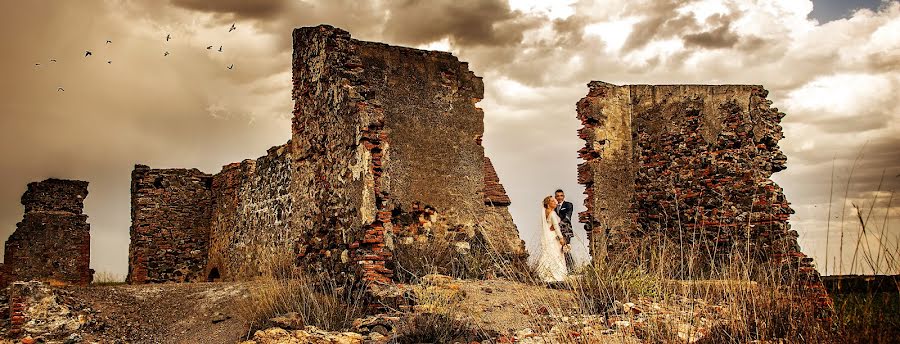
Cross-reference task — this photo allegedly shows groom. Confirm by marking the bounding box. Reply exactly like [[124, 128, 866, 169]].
[[554, 189, 575, 272]]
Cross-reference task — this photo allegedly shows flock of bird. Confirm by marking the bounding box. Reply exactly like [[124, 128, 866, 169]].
[[39, 23, 239, 92]]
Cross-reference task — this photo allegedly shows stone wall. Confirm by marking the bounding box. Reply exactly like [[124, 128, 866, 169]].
[[127, 166, 213, 284], [576, 82, 828, 307], [206, 143, 295, 281], [126, 25, 521, 287], [1, 179, 92, 286], [290, 25, 515, 286]]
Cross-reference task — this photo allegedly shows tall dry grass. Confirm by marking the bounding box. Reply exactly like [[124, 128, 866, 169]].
[[234, 249, 367, 337]]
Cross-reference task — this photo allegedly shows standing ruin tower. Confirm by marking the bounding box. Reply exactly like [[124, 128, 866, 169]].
[[1, 179, 93, 286], [290, 25, 523, 285], [576, 82, 829, 309]]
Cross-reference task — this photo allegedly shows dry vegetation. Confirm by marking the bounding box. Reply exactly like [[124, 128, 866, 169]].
[[235, 185, 897, 344]]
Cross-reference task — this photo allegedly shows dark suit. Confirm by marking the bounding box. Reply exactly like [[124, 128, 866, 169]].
[[555, 200, 575, 272]]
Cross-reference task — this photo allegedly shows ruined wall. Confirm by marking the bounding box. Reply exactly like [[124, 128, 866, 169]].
[[206, 143, 295, 281], [577, 82, 827, 305], [290, 25, 513, 286], [126, 25, 521, 286], [127, 166, 212, 284], [1, 179, 92, 286], [482, 157, 525, 256]]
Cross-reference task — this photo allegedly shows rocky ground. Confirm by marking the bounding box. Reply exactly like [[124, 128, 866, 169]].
[[0, 277, 737, 344], [1, 281, 253, 344]]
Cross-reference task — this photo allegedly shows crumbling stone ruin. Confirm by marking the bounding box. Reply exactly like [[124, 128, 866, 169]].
[[576, 82, 829, 308], [126, 25, 524, 287], [1, 179, 93, 286], [290, 25, 523, 285], [127, 166, 213, 284]]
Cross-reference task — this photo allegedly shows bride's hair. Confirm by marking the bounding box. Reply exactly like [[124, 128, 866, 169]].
[[542, 196, 554, 209]]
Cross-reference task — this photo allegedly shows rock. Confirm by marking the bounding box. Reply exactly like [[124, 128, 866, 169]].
[[210, 312, 231, 324], [515, 328, 535, 339], [613, 320, 631, 328], [64, 333, 83, 344], [421, 274, 453, 286], [266, 312, 303, 330]]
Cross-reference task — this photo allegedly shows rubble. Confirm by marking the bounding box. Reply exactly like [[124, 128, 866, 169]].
[[1, 281, 95, 341]]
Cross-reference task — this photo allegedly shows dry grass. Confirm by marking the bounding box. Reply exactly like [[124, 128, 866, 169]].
[[234, 250, 367, 337], [91, 271, 125, 286]]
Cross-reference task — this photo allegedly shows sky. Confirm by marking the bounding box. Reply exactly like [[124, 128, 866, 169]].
[[1, 0, 898, 278]]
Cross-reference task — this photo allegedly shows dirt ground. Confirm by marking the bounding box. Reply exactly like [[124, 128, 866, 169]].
[[66, 282, 253, 344], [5, 278, 641, 343]]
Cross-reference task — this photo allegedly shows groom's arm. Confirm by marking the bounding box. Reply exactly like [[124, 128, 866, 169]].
[[562, 202, 574, 224]]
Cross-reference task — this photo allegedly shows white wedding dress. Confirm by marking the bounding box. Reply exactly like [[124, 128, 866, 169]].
[[536, 210, 567, 283]]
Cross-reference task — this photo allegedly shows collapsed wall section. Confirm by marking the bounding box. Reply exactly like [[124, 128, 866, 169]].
[[577, 82, 828, 308], [290, 25, 517, 287], [127, 165, 213, 284], [1, 179, 92, 286]]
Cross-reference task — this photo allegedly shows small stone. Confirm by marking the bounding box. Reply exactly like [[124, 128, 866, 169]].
[[211, 312, 231, 324], [613, 320, 631, 328]]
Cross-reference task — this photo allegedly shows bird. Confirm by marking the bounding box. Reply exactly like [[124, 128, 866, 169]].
[[164, 51, 170, 56], [85, 51, 92, 57], [206, 45, 213, 50], [34, 63, 40, 67], [106, 40, 112, 44], [49, 59, 57, 63], [57, 87, 64, 92], [107, 60, 112, 64], [227, 64, 233, 70], [229, 23, 236, 32], [218, 45, 222, 52], [166, 34, 171, 41]]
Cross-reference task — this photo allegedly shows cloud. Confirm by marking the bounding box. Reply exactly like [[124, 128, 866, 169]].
[[382, 0, 541, 47], [170, 0, 289, 20]]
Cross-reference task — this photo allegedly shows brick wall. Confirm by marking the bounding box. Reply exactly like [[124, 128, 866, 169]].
[[482, 157, 525, 256], [577, 82, 829, 309], [126, 25, 522, 288], [127, 165, 213, 284], [290, 25, 518, 287], [206, 143, 295, 281], [1, 179, 92, 286]]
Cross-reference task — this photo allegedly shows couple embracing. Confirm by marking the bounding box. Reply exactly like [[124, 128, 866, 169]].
[[536, 189, 576, 285]]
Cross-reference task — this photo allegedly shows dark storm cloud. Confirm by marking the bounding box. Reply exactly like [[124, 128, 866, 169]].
[[170, 0, 289, 19], [382, 0, 540, 47], [621, 1, 698, 52], [682, 17, 739, 48]]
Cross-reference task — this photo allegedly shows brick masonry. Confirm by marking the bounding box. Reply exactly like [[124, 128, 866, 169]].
[[127, 166, 213, 284], [1, 179, 93, 286], [125, 25, 521, 287], [290, 25, 520, 286], [206, 143, 295, 281], [577, 81, 830, 310]]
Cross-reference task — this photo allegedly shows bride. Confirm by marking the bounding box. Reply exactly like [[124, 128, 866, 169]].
[[536, 196, 568, 284]]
